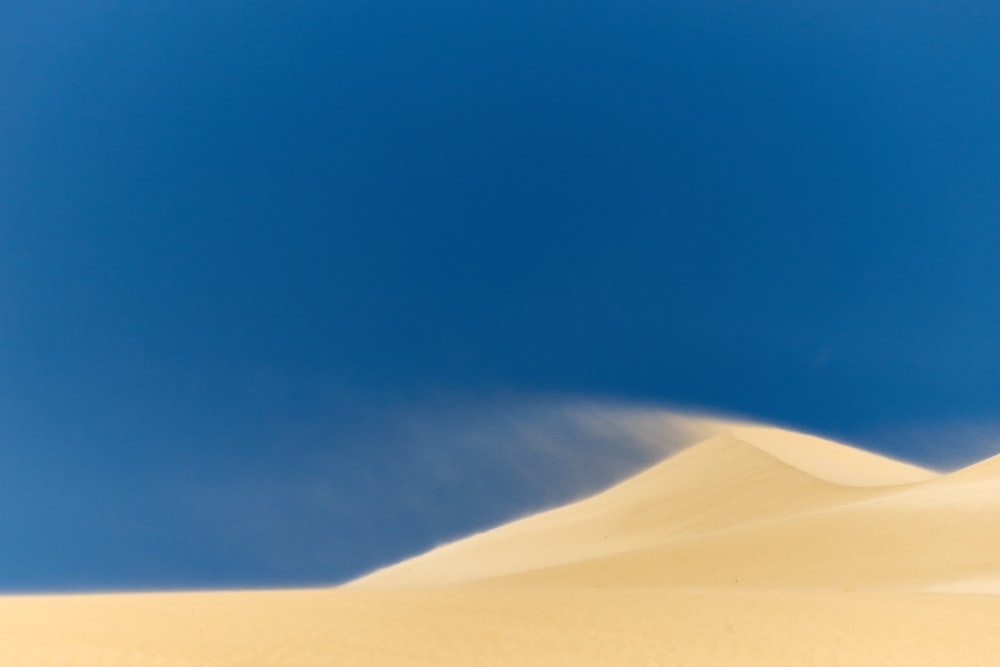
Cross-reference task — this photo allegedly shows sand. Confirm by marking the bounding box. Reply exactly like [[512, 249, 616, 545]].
[[3, 424, 1000, 665]]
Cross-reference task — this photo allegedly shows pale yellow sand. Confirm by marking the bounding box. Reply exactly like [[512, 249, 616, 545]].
[[4, 424, 1000, 665], [2, 587, 1000, 666]]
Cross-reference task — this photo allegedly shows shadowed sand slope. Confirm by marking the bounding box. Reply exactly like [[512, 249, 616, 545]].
[[4, 424, 1000, 666]]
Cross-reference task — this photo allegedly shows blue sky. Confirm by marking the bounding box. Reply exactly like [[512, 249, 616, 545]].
[[2, 0, 1000, 590]]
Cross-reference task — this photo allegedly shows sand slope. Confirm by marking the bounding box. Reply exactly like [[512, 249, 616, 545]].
[[3, 424, 1000, 665]]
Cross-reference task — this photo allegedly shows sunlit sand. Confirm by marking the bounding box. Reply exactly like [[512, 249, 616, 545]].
[[4, 423, 1000, 665]]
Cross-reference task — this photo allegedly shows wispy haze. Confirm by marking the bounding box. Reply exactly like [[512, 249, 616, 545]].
[[2, 0, 1000, 589]]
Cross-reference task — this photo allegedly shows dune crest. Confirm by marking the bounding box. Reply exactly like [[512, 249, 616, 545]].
[[722, 424, 939, 486]]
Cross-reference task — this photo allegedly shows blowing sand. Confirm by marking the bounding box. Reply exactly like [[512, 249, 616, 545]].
[[3, 424, 1000, 665]]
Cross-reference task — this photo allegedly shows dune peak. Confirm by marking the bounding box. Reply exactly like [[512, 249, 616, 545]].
[[719, 423, 939, 487]]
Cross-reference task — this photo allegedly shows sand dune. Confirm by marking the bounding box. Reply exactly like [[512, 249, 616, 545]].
[[3, 422, 1000, 665], [349, 428, 944, 588]]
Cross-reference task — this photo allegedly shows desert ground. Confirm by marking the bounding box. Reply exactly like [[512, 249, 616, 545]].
[[3, 424, 1000, 665]]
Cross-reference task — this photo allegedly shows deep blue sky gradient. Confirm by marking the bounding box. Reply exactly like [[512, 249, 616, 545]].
[[3, 0, 1000, 590]]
